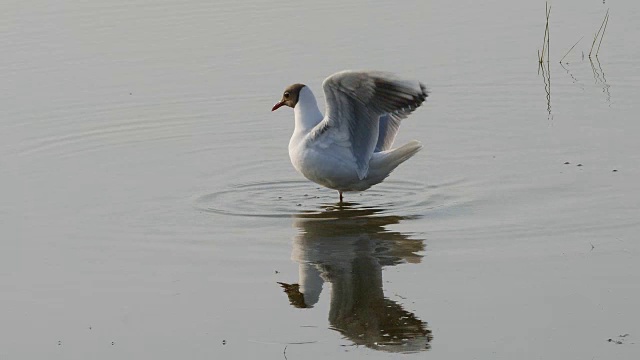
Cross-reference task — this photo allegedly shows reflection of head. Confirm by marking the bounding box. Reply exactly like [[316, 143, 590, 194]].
[[278, 203, 433, 353], [277, 282, 310, 308]]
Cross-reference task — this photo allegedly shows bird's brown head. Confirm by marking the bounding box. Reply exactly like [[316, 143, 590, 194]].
[[272, 83, 306, 111]]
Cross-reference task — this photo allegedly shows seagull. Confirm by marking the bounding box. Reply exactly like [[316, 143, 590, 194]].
[[272, 70, 428, 202]]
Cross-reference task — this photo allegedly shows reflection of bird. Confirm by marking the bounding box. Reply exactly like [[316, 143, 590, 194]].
[[277, 204, 433, 353], [271, 71, 428, 202]]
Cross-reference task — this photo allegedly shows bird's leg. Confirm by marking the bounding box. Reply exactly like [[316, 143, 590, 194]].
[[339, 191, 343, 203]]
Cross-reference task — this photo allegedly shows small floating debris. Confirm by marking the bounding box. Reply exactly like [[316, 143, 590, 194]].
[[612, 169, 618, 172], [607, 333, 630, 345]]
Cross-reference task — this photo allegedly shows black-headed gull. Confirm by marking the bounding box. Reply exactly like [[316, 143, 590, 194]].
[[272, 70, 428, 202]]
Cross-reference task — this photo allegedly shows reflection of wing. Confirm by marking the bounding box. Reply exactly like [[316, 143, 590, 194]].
[[377, 237, 425, 266], [334, 296, 433, 352], [326, 245, 432, 353], [277, 204, 432, 353]]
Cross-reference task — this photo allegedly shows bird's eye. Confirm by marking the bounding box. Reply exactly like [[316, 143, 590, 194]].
[[284, 92, 290, 98]]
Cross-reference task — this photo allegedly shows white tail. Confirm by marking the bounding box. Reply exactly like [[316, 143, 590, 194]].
[[386, 140, 423, 168]]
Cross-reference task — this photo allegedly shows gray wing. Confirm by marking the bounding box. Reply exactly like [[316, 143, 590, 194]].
[[321, 70, 428, 178], [376, 112, 405, 152]]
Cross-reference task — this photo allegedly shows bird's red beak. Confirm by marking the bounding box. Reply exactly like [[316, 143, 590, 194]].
[[271, 101, 285, 111]]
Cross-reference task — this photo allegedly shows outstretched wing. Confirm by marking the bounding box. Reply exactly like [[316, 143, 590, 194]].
[[321, 70, 428, 179]]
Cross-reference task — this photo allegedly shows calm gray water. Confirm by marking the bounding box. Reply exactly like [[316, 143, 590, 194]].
[[2, 0, 640, 358]]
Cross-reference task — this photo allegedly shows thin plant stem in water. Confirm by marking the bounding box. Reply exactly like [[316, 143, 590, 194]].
[[589, 9, 609, 58], [539, 2, 551, 66], [596, 11, 609, 56], [537, 2, 551, 118], [546, 4, 550, 64], [538, 49, 544, 75], [559, 36, 583, 63]]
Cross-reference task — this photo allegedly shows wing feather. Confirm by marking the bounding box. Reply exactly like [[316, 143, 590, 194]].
[[320, 71, 428, 178]]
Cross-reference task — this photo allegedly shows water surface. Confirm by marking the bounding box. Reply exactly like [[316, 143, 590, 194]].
[[2, 0, 640, 359]]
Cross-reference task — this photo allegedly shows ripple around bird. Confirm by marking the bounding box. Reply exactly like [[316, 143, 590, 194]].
[[194, 178, 469, 219]]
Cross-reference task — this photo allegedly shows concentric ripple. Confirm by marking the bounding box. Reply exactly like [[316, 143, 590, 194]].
[[194, 178, 465, 219]]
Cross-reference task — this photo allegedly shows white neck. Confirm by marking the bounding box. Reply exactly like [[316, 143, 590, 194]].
[[293, 86, 323, 134]]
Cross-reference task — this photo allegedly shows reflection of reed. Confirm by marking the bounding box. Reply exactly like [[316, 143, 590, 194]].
[[540, 61, 552, 118], [589, 10, 611, 104], [590, 56, 611, 104], [556, 9, 611, 104], [278, 203, 433, 353], [559, 37, 582, 88], [560, 62, 580, 86]]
